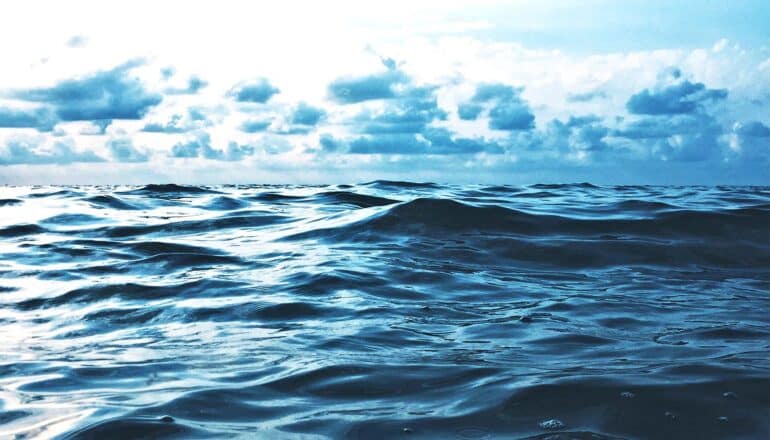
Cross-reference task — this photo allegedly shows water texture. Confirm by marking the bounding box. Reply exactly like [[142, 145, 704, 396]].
[[0, 182, 769, 439]]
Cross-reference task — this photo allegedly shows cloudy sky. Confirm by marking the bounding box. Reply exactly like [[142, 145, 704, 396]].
[[1, 0, 769, 184]]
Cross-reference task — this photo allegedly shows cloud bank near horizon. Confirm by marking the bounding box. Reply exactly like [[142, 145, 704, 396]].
[[0, 2, 768, 184]]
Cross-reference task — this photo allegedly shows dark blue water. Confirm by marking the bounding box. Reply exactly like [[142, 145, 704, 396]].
[[1, 182, 769, 439]]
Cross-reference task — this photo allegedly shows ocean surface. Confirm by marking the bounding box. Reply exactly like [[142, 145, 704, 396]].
[[0, 182, 769, 439]]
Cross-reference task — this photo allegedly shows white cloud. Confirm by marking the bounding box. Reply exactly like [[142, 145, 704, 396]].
[[0, 2, 769, 183]]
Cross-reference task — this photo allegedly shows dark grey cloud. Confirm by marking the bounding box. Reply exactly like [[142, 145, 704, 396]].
[[10, 59, 162, 122], [107, 137, 149, 162], [0, 107, 56, 132], [458, 83, 535, 131], [229, 78, 279, 103], [0, 138, 105, 165], [626, 80, 727, 115]]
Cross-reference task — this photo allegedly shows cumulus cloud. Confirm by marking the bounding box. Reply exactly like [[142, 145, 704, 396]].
[[142, 109, 209, 133], [734, 121, 770, 137], [2, 39, 769, 184], [347, 133, 428, 154], [170, 132, 257, 161], [610, 72, 731, 162], [229, 78, 280, 103], [327, 70, 409, 104], [626, 80, 727, 115], [457, 103, 484, 120], [106, 137, 149, 162], [10, 59, 162, 122], [290, 102, 326, 126], [165, 76, 208, 95], [319, 133, 344, 153], [0, 107, 57, 132], [171, 132, 220, 159], [0, 137, 104, 165], [66, 35, 88, 48], [458, 83, 535, 131], [320, 128, 502, 155], [613, 114, 724, 161], [567, 90, 608, 103], [351, 86, 447, 135], [240, 119, 272, 133], [79, 119, 112, 135], [730, 121, 770, 162], [225, 142, 256, 161], [544, 116, 610, 157]]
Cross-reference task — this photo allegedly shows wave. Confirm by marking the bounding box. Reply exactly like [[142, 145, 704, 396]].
[[15, 278, 248, 310], [119, 183, 221, 196], [93, 212, 290, 238], [0, 223, 46, 237], [0, 198, 22, 206], [40, 213, 107, 225], [363, 179, 441, 189], [84, 195, 142, 210], [200, 196, 249, 210], [530, 182, 600, 189], [2, 183, 769, 439], [314, 190, 398, 208], [289, 197, 770, 240]]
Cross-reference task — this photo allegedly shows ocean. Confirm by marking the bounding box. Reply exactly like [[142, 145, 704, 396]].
[[1, 182, 768, 439]]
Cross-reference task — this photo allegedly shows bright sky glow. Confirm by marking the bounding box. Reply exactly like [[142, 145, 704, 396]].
[[0, 0, 769, 184]]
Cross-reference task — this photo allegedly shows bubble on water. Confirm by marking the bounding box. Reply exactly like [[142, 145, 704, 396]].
[[539, 419, 565, 430]]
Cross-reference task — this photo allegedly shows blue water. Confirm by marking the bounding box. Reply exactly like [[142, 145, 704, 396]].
[[1, 182, 769, 439]]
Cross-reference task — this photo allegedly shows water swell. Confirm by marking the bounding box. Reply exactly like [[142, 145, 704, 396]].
[[0, 183, 768, 439]]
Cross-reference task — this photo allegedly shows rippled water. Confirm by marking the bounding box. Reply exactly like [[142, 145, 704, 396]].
[[1, 182, 769, 439]]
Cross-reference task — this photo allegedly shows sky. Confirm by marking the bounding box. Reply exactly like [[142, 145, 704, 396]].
[[0, 0, 769, 184]]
